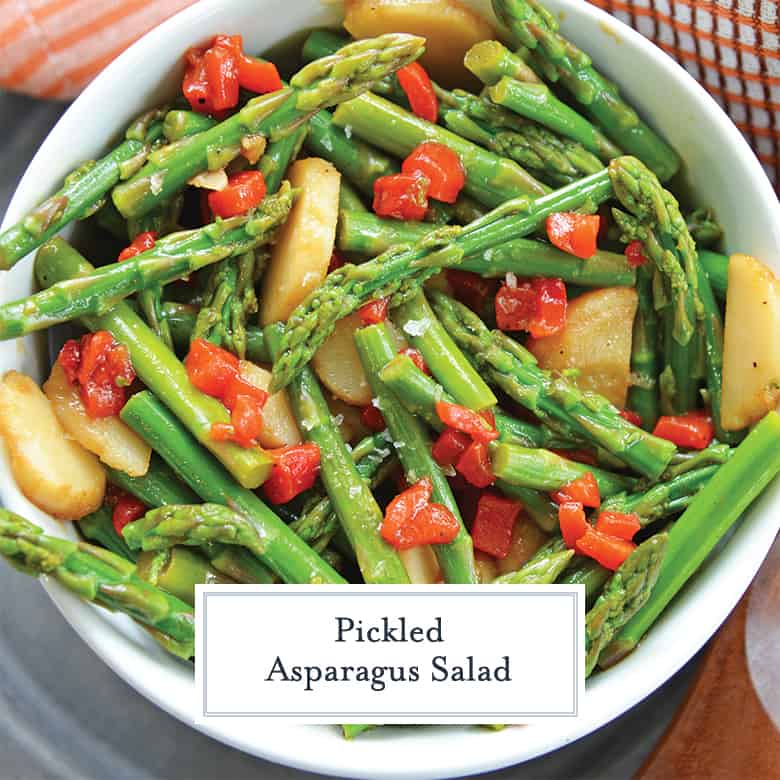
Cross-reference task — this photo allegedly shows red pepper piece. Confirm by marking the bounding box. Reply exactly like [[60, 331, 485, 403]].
[[262, 443, 321, 504], [412, 503, 461, 545], [210, 422, 235, 442], [112, 494, 147, 537], [358, 298, 389, 325], [446, 269, 497, 313], [495, 282, 536, 332], [203, 35, 241, 112], [229, 394, 265, 447], [575, 527, 636, 570], [551, 471, 601, 508], [222, 375, 268, 412], [558, 500, 588, 548], [117, 230, 157, 262], [435, 401, 498, 444], [184, 338, 239, 399], [595, 511, 641, 541], [372, 173, 429, 221], [402, 141, 465, 203], [399, 347, 429, 375], [546, 212, 600, 259], [396, 62, 438, 123], [183, 45, 213, 114], [495, 278, 567, 338], [361, 404, 387, 432], [58, 339, 81, 384], [625, 240, 648, 267], [471, 492, 522, 558], [619, 408, 644, 427], [652, 411, 714, 449], [237, 55, 283, 93], [431, 428, 471, 467], [208, 170, 267, 218], [455, 440, 494, 488]]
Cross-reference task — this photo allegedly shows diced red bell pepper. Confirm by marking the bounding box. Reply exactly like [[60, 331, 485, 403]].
[[112, 494, 146, 537], [399, 347, 429, 375], [203, 35, 241, 112], [495, 278, 567, 338], [595, 511, 641, 541], [58, 339, 81, 384], [445, 269, 497, 313], [558, 501, 588, 548], [455, 440, 494, 488], [361, 404, 387, 432], [380, 477, 459, 549], [262, 443, 321, 504], [183, 45, 214, 114], [619, 408, 644, 427], [222, 375, 268, 411], [185, 338, 239, 399], [237, 54, 283, 94], [624, 240, 648, 267], [652, 411, 714, 450], [551, 471, 600, 508], [117, 230, 157, 262], [471, 492, 522, 558], [372, 173, 429, 221], [228, 394, 265, 447], [575, 527, 636, 571], [435, 401, 498, 444], [431, 428, 471, 467], [208, 170, 267, 218], [546, 212, 600, 259], [396, 62, 438, 123], [358, 298, 389, 325], [402, 141, 465, 203]]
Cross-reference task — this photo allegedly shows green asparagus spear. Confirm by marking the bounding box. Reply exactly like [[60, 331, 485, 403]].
[[354, 322, 478, 584], [265, 325, 409, 584], [271, 167, 615, 391], [34, 240, 274, 489], [338, 178, 368, 213], [260, 125, 308, 194], [0, 509, 194, 659], [627, 263, 660, 429], [487, 77, 620, 162], [609, 156, 701, 413], [585, 533, 668, 675], [77, 506, 137, 562], [463, 39, 543, 86], [559, 558, 610, 606], [136, 547, 234, 606], [337, 211, 635, 286], [685, 207, 723, 249], [429, 290, 676, 479], [492, 443, 635, 496], [600, 411, 780, 667], [121, 390, 345, 584], [111, 34, 424, 218], [498, 482, 560, 533], [332, 91, 549, 206], [0, 187, 293, 341], [342, 724, 375, 739], [494, 548, 574, 584], [491, 0, 680, 180], [393, 292, 496, 410], [665, 442, 733, 477], [698, 250, 728, 299], [0, 109, 165, 269], [162, 110, 217, 142]]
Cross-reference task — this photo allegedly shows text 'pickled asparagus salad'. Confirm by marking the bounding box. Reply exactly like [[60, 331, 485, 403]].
[[1, 0, 779, 739]]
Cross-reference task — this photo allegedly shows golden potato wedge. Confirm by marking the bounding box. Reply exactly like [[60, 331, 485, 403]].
[[344, 0, 495, 88], [721, 253, 780, 430], [400, 545, 441, 583], [0, 371, 105, 520], [259, 158, 341, 325], [43, 361, 151, 477], [527, 287, 638, 408], [313, 313, 407, 407], [238, 360, 302, 447]]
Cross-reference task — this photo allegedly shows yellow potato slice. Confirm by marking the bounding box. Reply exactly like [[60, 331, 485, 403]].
[[344, 0, 495, 88], [259, 158, 340, 325], [43, 361, 151, 477], [0, 371, 105, 520], [721, 253, 780, 430], [400, 545, 442, 583], [527, 287, 638, 408], [238, 360, 302, 448]]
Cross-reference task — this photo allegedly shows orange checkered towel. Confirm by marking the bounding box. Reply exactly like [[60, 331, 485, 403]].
[[0, 0, 777, 185]]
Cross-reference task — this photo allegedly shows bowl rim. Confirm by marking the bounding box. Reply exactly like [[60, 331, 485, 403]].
[[2, 0, 779, 778]]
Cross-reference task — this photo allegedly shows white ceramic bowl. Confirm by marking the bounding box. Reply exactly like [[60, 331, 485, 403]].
[[2, 1, 779, 777]]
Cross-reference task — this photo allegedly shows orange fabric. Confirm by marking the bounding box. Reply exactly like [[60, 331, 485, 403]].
[[0, 0, 776, 186]]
